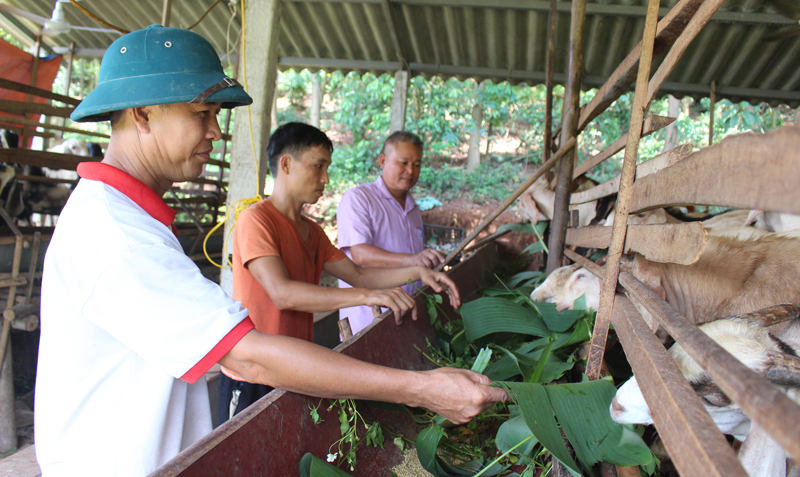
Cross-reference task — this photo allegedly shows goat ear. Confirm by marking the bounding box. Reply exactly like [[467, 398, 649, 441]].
[[735, 304, 800, 328], [765, 351, 800, 388]]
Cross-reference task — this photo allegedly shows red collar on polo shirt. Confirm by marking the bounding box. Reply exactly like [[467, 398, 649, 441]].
[[77, 162, 177, 231]]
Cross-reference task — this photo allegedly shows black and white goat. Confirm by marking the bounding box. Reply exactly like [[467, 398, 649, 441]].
[[610, 304, 800, 477]]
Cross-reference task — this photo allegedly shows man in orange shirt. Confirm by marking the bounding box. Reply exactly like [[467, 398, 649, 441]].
[[219, 122, 461, 423]]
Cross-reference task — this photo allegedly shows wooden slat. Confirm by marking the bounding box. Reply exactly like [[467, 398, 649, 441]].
[[562, 248, 603, 277], [17, 175, 78, 185], [0, 149, 100, 171], [181, 177, 226, 187], [630, 124, 800, 215], [572, 115, 675, 179], [0, 277, 26, 288], [565, 222, 706, 264], [0, 78, 81, 106], [0, 125, 56, 140], [546, 0, 587, 274], [0, 100, 74, 118], [587, 0, 660, 381], [571, 143, 692, 204], [619, 272, 800, 464], [576, 0, 706, 131], [436, 137, 577, 271], [611, 294, 746, 477], [644, 0, 727, 106], [0, 116, 110, 139], [163, 197, 219, 206]]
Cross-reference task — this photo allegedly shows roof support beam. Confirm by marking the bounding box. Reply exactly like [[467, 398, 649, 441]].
[[278, 56, 800, 104], [283, 0, 796, 25], [0, 11, 55, 55]]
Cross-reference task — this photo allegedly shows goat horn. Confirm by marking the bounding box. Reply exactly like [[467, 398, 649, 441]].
[[765, 350, 800, 388], [733, 304, 800, 328]]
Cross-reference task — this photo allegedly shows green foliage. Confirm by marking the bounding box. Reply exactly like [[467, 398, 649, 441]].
[[308, 398, 386, 473], [494, 380, 653, 475]]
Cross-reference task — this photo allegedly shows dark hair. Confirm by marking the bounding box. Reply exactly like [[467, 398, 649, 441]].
[[380, 130, 424, 155], [108, 109, 125, 128], [267, 122, 334, 176]]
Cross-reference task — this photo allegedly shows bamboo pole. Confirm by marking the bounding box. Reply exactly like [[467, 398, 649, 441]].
[[708, 80, 716, 146], [546, 0, 587, 274], [25, 232, 40, 301], [436, 137, 576, 271], [543, 0, 557, 160], [585, 0, 661, 380], [214, 108, 233, 224], [161, 0, 173, 27], [59, 42, 75, 134]]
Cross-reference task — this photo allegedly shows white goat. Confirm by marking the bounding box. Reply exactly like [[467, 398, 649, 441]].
[[610, 305, 800, 477]]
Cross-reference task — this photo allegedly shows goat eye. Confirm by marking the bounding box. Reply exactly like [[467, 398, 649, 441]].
[[577, 274, 585, 280]]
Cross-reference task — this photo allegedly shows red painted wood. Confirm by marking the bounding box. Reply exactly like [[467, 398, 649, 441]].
[[151, 244, 501, 477]]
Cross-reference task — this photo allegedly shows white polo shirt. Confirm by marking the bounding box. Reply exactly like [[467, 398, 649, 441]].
[[35, 162, 253, 476]]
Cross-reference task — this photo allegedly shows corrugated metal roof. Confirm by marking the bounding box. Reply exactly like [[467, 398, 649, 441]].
[[1, 0, 798, 106]]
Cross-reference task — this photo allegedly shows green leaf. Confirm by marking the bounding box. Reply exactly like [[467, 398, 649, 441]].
[[416, 425, 451, 477], [495, 406, 539, 463], [546, 380, 652, 468], [521, 241, 546, 255], [300, 453, 355, 477], [537, 302, 585, 333], [493, 380, 653, 476], [338, 408, 350, 436], [484, 335, 577, 382], [471, 347, 493, 374], [493, 382, 580, 473], [505, 271, 543, 289], [461, 297, 549, 341], [393, 436, 405, 452]]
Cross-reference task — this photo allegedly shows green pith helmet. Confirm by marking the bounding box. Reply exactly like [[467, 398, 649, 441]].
[[71, 24, 252, 123]]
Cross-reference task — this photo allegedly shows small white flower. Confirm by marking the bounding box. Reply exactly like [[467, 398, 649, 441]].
[[326, 453, 338, 463]]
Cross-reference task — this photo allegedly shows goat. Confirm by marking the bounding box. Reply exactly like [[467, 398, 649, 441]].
[[534, 226, 800, 322], [610, 304, 800, 477], [517, 175, 599, 227]]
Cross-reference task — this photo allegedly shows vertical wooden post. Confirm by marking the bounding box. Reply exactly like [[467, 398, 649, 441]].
[[546, 0, 586, 274], [467, 95, 483, 172], [0, 234, 23, 453], [161, 0, 173, 27], [58, 42, 75, 134], [310, 74, 322, 129], [708, 80, 716, 146], [585, 0, 661, 380], [222, 0, 282, 294], [663, 94, 679, 151], [271, 74, 279, 132], [543, 0, 557, 162], [20, 36, 41, 149], [389, 70, 409, 133]]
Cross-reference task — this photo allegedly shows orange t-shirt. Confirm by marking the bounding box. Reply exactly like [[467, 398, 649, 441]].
[[232, 199, 346, 342]]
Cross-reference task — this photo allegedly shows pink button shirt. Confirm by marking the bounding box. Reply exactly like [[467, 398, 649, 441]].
[[337, 176, 424, 333]]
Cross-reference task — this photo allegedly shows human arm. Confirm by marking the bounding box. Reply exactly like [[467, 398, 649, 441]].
[[247, 255, 417, 319], [350, 243, 445, 269], [219, 330, 509, 424], [324, 256, 460, 312]]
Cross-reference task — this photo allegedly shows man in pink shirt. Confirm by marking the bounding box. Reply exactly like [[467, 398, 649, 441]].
[[337, 131, 446, 333]]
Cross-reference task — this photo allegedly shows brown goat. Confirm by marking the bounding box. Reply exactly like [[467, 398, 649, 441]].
[[623, 234, 800, 324]]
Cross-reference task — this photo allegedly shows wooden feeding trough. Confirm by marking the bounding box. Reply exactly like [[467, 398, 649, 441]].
[[152, 243, 503, 476]]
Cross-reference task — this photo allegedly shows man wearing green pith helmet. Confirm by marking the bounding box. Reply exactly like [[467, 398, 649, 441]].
[[34, 25, 507, 476]]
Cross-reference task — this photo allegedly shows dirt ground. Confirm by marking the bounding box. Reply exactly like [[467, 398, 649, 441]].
[[421, 198, 539, 257]]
